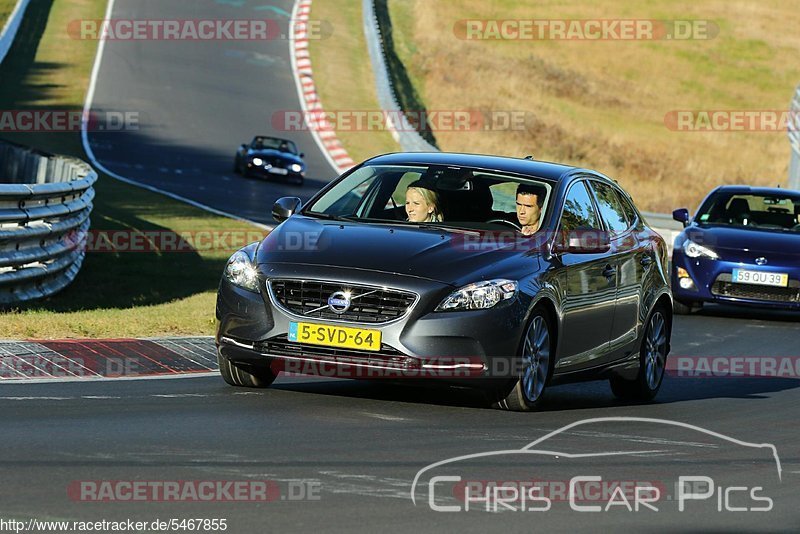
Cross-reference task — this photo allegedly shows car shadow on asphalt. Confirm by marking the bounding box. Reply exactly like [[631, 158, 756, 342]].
[[267, 372, 800, 412]]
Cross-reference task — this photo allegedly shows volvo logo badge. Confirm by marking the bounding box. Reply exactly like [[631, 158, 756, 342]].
[[327, 291, 351, 314], [755, 257, 767, 266]]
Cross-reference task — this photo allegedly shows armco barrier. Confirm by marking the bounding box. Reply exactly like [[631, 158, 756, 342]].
[[0, 139, 96, 305]]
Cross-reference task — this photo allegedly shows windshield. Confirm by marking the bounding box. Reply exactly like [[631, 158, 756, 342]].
[[251, 137, 298, 155], [304, 164, 553, 230], [696, 191, 800, 232]]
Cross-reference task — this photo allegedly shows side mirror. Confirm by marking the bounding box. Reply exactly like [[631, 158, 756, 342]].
[[672, 208, 690, 227], [299, 152, 305, 158], [272, 197, 302, 222], [553, 229, 611, 254]]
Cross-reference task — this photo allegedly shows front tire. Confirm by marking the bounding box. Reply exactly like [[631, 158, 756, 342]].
[[218, 351, 277, 388], [610, 305, 670, 401], [492, 309, 553, 411]]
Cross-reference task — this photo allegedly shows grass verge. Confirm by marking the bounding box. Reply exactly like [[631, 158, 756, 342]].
[[309, 0, 399, 162], [0, 0, 264, 338]]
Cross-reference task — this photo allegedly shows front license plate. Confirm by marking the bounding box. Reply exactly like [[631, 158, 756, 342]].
[[268, 167, 288, 175], [288, 322, 382, 351], [732, 268, 788, 287]]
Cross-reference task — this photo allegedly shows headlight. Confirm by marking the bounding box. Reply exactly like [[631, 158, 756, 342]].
[[290, 163, 303, 173], [252, 157, 264, 166], [683, 239, 718, 260], [224, 250, 259, 292], [436, 279, 518, 311]]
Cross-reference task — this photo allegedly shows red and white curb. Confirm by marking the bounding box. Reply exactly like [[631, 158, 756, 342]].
[[291, 0, 355, 174], [0, 337, 218, 382]]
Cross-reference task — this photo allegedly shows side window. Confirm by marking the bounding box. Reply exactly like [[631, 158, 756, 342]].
[[615, 189, 638, 226], [560, 181, 601, 233], [590, 181, 630, 235]]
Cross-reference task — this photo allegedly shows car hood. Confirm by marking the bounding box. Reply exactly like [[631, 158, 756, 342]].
[[246, 149, 303, 164], [686, 224, 800, 263], [257, 216, 540, 286]]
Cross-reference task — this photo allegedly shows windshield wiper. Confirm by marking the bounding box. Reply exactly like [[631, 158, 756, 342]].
[[304, 212, 359, 222]]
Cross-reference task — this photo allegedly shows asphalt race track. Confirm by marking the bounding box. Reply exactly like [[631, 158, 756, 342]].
[[1, 307, 799, 531], [26, 0, 800, 531], [86, 0, 338, 224]]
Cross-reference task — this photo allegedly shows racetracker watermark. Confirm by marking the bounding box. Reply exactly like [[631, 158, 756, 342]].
[[0, 110, 139, 132], [67, 480, 320, 502], [0, 356, 145, 378], [454, 19, 718, 41], [62, 230, 268, 253], [271, 109, 532, 133], [664, 110, 800, 132], [667, 356, 800, 379], [68, 18, 330, 40]]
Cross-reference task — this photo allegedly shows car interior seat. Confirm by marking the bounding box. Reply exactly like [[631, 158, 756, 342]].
[[726, 198, 751, 225]]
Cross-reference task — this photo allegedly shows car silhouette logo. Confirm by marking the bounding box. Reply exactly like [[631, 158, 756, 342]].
[[755, 257, 768, 265], [327, 291, 351, 314]]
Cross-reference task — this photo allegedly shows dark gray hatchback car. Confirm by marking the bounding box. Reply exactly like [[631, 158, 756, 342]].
[[216, 153, 672, 411]]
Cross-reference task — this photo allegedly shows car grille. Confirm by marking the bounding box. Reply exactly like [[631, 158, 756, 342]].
[[254, 336, 417, 371], [269, 279, 417, 323], [711, 273, 800, 303]]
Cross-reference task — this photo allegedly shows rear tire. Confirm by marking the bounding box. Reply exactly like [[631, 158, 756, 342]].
[[218, 351, 277, 388], [491, 308, 553, 412], [610, 304, 670, 402]]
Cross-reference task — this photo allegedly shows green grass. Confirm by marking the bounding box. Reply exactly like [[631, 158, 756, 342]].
[[0, 0, 16, 30], [0, 0, 263, 338]]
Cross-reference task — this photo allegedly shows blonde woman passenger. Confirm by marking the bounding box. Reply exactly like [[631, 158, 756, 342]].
[[405, 180, 443, 223]]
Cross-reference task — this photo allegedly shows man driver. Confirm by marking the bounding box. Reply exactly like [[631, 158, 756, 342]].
[[516, 183, 546, 236]]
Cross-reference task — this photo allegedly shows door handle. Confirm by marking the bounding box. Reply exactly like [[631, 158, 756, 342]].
[[602, 264, 617, 278]]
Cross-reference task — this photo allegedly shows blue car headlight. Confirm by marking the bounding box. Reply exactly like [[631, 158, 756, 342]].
[[683, 238, 719, 260], [252, 157, 264, 166], [224, 248, 260, 292], [290, 163, 303, 173], [436, 279, 518, 311]]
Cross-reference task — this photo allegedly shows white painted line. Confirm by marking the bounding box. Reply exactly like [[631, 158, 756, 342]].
[[79, 0, 271, 231]]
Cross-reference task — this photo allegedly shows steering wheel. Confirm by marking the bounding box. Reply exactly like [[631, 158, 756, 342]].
[[486, 218, 521, 231], [792, 223, 800, 231]]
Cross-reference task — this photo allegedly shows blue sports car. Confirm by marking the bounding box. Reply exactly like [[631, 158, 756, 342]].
[[671, 185, 800, 314]]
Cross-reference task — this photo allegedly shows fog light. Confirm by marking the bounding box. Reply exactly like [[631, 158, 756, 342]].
[[677, 267, 689, 278], [679, 278, 695, 289]]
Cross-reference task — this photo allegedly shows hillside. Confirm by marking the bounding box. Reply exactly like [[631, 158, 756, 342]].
[[367, 0, 800, 211]]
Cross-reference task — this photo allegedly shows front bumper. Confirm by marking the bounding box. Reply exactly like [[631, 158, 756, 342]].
[[245, 162, 303, 178], [672, 250, 800, 309], [216, 264, 529, 382]]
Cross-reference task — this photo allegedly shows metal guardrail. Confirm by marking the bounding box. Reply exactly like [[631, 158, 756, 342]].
[[788, 85, 800, 191], [0, 140, 96, 305], [362, 0, 437, 152]]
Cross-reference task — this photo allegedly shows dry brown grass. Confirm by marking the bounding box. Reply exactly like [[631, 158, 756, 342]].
[[385, 0, 800, 211]]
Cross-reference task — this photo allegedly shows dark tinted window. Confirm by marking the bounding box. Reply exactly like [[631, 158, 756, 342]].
[[561, 181, 600, 232], [590, 181, 630, 235]]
